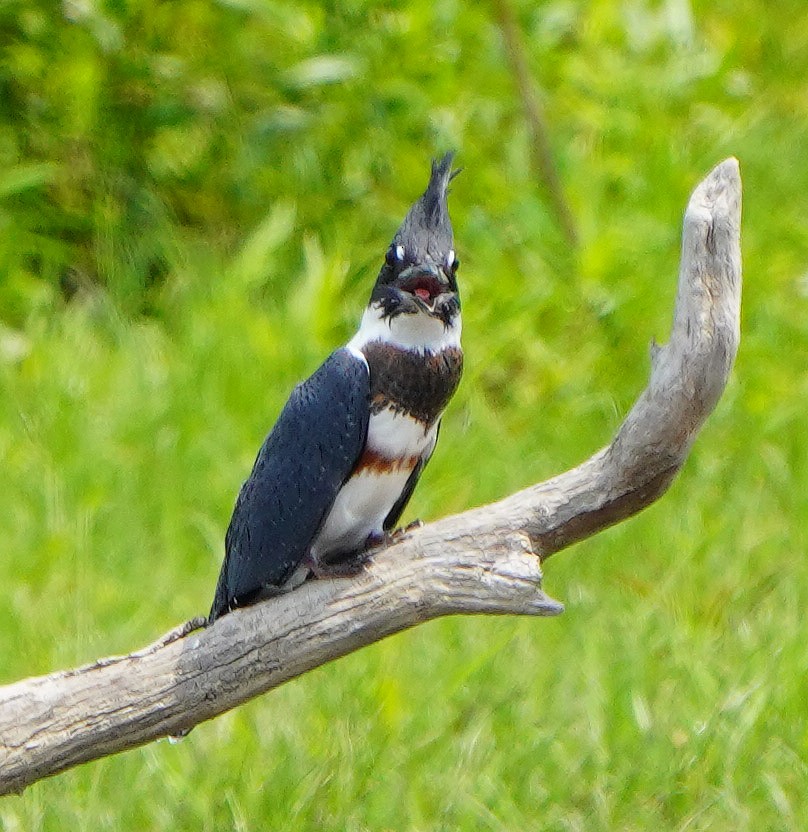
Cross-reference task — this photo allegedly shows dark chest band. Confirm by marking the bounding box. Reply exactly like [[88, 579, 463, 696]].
[[362, 341, 463, 426]]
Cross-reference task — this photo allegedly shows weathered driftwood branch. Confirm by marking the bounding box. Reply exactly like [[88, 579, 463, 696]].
[[0, 159, 742, 796]]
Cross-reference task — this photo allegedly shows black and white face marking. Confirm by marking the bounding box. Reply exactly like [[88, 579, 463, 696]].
[[348, 289, 462, 355], [370, 243, 461, 329], [349, 242, 462, 354]]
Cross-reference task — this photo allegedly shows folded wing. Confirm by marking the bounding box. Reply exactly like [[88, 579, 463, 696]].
[[210, 349, 370, 621]]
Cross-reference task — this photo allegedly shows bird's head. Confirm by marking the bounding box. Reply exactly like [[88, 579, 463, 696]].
[[370, 153, 460, 328]]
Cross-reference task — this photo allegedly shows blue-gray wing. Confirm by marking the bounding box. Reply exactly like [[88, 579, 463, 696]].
[[209, 349, 369, 621]]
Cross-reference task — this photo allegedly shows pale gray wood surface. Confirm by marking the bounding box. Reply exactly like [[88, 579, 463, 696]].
[[0, 159, 742, 796]]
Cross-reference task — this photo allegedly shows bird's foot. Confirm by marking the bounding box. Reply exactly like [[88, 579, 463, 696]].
[[401, 518, 424, 534], [365, 519, 424, 551], [303, 551, 371, 580]]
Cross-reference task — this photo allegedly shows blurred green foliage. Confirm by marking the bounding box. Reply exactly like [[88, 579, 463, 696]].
[[2, 0, 808, 829]]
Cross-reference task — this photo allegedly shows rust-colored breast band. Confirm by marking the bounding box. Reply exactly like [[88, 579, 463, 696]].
[[354, 448, 421, 475]]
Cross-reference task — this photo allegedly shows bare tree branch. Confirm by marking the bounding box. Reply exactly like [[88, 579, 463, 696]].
[[0, 159, 741, 796]]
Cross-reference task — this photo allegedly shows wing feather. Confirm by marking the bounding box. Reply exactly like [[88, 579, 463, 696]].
[[209, 349, 369, 621]]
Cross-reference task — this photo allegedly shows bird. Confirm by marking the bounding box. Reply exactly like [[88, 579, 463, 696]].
[[209, 153, 463, 623]]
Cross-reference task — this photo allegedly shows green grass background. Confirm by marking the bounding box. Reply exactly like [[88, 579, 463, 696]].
[[2, 0, 808, 828]]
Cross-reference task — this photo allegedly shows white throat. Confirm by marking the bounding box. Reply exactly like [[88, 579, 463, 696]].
[[347, 303, 462, 354]]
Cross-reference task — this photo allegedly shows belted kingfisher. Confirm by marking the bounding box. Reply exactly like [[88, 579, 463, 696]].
[[209, 153, 462, 623]]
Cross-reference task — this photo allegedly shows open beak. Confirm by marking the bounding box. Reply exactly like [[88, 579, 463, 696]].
[[396, 265, 451, 309]]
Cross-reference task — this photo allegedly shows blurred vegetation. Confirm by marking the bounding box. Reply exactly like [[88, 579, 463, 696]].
[[2, 0, 808, 829]]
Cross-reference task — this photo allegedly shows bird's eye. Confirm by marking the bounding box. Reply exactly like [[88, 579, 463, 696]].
[[386, 245, 405, 267]]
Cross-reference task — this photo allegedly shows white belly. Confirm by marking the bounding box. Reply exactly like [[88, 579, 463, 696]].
[[311, 409, 438, 559]]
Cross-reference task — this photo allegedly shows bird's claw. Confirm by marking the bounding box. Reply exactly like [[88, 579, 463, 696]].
[[390, 518, 424, 540], [365, 518, 424, 550]]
